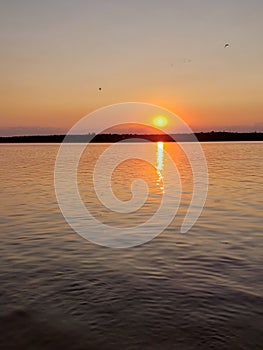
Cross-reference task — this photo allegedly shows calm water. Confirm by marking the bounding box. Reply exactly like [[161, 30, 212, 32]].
[[0, 142, 262, 350]]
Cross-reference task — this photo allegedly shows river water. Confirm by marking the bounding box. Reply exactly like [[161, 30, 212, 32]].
[[0, 142, 262, 349]]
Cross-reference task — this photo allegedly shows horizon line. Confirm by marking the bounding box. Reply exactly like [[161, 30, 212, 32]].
[[1, 131, 263, 143]]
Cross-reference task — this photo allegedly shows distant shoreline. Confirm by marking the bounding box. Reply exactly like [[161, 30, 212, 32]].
[[0, 132, 263, 143]]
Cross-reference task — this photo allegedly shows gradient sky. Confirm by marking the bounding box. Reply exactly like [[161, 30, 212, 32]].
[[0, 0, 263, 135]]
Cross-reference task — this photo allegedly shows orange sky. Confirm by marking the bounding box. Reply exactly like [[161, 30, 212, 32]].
[[0, 1, 263, 135]]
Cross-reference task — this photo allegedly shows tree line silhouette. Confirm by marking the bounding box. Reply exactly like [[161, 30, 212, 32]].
[[0, 132, 262, 143]]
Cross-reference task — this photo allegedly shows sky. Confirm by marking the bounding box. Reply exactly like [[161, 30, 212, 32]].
[[0, 0, 263, 135]]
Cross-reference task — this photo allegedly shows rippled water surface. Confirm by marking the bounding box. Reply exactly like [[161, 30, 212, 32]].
[[0, 142, 262, 350]]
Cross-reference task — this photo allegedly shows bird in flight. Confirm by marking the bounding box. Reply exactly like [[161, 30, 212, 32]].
[[224, 43, 230, 48], [98, 87, 102, 91]]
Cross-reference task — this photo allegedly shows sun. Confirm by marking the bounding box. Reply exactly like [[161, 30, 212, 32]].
[[153, 116, 168, 128]]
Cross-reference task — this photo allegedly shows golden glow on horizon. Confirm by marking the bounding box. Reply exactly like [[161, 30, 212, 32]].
[[153, 116, 168, 128]]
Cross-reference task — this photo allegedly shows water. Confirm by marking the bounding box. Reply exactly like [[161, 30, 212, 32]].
[[0, 142, 262, 349]]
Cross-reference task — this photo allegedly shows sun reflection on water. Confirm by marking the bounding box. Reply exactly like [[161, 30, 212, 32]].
[[156, 141, 164, 191]]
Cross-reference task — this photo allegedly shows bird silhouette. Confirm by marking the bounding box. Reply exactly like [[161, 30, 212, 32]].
[[224, 43, 229, 48]]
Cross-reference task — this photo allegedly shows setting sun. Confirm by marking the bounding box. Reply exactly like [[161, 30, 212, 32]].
[[153, 116, 168, 128]]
